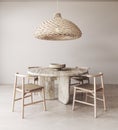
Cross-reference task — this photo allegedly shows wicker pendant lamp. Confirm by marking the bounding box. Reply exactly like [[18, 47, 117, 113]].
[[34, 1, 82, 40]]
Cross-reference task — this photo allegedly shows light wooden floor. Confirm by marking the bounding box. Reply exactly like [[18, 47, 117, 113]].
[[0, 84, 118, 130]]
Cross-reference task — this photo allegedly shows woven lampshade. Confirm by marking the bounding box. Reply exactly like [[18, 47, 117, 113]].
[[34, 13, 82, 40]]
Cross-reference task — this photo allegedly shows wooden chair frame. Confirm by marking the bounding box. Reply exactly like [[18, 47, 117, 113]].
[[12, 73, 46, 119], [72, 72, 106, 118]]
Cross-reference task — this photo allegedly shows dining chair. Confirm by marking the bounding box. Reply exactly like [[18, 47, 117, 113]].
[[72, 72, 106, 118], [28, 66, 39, 84], [12, 73, 46, 119], [69, 67, 90, 86]]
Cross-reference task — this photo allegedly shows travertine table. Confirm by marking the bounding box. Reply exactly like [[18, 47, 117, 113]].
[[28, 67, 87, 104]]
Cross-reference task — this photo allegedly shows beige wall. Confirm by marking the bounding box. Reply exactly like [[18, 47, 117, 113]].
[[0, 1, 118, 84]]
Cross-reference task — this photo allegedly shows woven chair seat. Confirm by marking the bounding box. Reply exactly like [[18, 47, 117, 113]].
[[17, 84, 44, 93]]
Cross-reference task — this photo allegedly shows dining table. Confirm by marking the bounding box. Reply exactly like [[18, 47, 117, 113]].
[[27, 66, 88, 104]]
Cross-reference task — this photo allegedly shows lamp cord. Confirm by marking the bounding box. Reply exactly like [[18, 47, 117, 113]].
[[56, 0, 59, 12]]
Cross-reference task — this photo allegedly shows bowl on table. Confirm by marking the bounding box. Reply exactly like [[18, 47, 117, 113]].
[[49, 63, 66, 70]]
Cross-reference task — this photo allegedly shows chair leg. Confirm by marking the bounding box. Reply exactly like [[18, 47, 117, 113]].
[[31, 93, 33, 103], [42, 88, 46, 111], [34, 78, 38, 84], [88, 78, 90, 84], [102, 90, 107, 111], [85, 92, 88, 102], [72, 87, 76, 111], [12, 86, 16, 112], [94, 93, 97, 118], [22, 92, 25, 119]]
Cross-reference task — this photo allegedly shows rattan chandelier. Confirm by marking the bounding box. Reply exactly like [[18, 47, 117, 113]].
[[34, 0, 82, 40]]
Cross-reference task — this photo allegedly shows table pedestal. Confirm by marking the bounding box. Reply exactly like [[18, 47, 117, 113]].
[[57, 76, 70, 104], [40, 76, 58, 100]]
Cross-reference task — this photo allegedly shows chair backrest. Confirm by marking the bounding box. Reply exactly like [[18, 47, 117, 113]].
[[84, 72, 104, 89], [75, 66, 90, 74], [15, 73, 26, 78], [14, 73, 28, 87], [84, 72, 103, 78]]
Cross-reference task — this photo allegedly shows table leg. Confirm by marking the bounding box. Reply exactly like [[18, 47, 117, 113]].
[[57, 76, 70, 104], [39, 76, 58, 100]]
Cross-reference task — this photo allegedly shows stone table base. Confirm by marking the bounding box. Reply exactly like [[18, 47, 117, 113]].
[[39, 76, 58, 100]]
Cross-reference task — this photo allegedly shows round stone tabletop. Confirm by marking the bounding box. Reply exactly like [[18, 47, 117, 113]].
[[27, 67, 88, 77]]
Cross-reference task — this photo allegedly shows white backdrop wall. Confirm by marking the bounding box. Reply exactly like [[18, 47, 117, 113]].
[[0, 1, 118, 84]]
